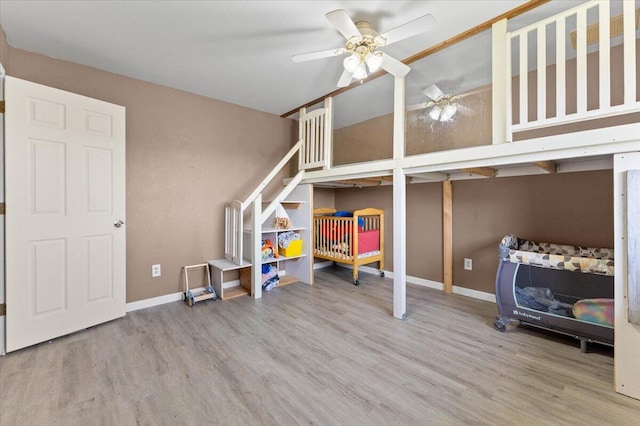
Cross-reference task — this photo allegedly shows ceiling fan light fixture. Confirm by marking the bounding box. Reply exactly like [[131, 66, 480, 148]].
[[353, 62, 368, 79], [365, 52, 383, 72], [440, 104, 457, 121], [429, 106, 441, 121], [343, 54, 359, 73]]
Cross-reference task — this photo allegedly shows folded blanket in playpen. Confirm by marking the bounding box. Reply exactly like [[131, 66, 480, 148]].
[[573, 299, 614, 327]]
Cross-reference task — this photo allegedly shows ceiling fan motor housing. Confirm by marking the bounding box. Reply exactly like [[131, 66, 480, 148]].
[[345, 21, 386, 59]]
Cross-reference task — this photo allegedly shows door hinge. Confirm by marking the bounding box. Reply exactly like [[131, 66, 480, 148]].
[[0, 202, 4, 215], [0, 304, 5, 317], [0, 100, 4, 114]]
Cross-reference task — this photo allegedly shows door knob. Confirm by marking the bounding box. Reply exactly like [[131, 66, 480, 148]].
[[114, 220, 124, 228]]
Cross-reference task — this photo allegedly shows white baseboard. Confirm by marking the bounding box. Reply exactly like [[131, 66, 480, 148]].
[[314, 261, 333, 269], [126, 265, 496, 314], [0, 317, 5, 356], [406, 275, 445, 291], [329, 262, 495, 303], [126, 287, 203, 313], [452, 286, 497, 303]]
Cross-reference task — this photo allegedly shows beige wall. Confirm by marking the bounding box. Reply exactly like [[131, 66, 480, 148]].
[[332, 86, 492, 165], [333, 114, 393, 166], [406, 86, 492, 155], [313, 187, 335, 210], [452, 170, 613, 293], [334, 183, 444, 283], [6, 47, 297, 302], [332, 170, 613, 295]]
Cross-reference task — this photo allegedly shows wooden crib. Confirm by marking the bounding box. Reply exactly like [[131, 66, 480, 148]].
[[313, 207, 384, 285]]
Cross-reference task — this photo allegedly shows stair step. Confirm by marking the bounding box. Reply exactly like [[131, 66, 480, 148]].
[[208, 258, 251, 272]]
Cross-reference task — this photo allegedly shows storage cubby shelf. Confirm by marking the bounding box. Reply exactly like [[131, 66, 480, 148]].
[[242, 184, 313, 297], [261, 254, 306, 265]]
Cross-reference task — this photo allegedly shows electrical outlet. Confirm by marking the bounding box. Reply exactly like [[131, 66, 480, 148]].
[[151, 264, 161, 278], [464, 258, 473, 271]]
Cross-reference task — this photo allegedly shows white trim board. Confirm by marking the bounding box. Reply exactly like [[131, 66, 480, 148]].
[[317, 262, 497, 304], [127, 264, 497, 314], [126, 288, 202, 313]]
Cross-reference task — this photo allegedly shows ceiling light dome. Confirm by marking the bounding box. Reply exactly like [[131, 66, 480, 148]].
[[343, 54, 359, 73], [353, 62, 368, 79], [440, 104, 457, 121], [365, 52, 383, 72]]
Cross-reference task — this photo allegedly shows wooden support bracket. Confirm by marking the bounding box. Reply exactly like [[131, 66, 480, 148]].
[[0, 100, 4, 114], [443, 181, 453, 294], [461, 167, 496, 178], [533, 161, 557, 174], [0, 202, 4, 215], [0, 304, 5, 316]]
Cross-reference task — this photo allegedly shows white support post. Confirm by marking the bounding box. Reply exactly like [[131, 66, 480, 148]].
[[622, 0, 636, 106], [392, 75, 407, 319], [393, 77, 405, 160], [393, 167, 406, 320], [252, 193, 262, 299], [598, 1, 610, 110], [0, 64, 6, 355], [324, 97, 332, 169], [576, 8, 587, 114], [492, 19, 508, 144], [536, 25, 546, 121], [519, 32, 528, 126], [613, 152, 640, 400], [556, 17, 566, 119], [298, 107, 306, 171]]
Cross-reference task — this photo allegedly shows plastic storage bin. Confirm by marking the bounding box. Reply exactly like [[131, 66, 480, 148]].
[[279, 239, 303, 257]]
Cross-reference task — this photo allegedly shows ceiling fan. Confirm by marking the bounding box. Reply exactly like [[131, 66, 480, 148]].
[[420, 84, 460, 122], [292, 9, 436, 87]]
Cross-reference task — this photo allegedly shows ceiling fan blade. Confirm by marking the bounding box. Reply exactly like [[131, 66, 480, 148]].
[[457, 104, 475, 116], [337, 69, 354, 87], [406, 102, 430, 112], [423, 84, 444, 101], [455, 86, 491, 99], [292, 48, 345, 63], [377, 14, 436, 46], [380, 53, 411, 78], [326, 9, 361, 40]]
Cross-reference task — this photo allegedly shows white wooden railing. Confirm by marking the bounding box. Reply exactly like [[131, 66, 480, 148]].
[[507, 0, 638, 135], [299, 97, 333, 170], [224, 97, 333, 264]]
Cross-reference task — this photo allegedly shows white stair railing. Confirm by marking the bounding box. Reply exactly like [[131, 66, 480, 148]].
[[507, 0, 639, 136], [224, 97, 333, 266], [299, 97, 332, 170], [224, 200, 243, 263]]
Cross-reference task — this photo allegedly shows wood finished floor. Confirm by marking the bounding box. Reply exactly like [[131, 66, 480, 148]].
[[1, 266, 639, 425]]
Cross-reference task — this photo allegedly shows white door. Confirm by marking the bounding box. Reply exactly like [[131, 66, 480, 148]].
[[5, 77, 126, 352]]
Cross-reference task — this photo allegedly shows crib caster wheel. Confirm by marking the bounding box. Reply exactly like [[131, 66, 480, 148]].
[[493, 318, 507, 332], [353, 279, 360, 286], [380, 271, 385, 277]]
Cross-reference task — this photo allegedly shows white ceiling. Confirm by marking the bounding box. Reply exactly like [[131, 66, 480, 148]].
[[0, 0, 543, 117]]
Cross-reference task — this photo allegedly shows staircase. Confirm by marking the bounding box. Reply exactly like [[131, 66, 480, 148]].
[[210, 98, 333, 299]]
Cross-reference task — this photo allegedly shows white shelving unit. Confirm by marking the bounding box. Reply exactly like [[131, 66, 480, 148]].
[[243, 184, 313, 292], [207, 258, 252, 300]]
